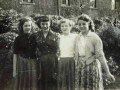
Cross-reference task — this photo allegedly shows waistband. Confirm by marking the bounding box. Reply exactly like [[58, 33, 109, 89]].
[[19, 54, 35, 59], [41, 52, 56, 55], [78, 55, 95, 65]]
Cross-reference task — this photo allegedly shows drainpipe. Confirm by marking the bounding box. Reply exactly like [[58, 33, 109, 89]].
[[57, 0, 60, 16]]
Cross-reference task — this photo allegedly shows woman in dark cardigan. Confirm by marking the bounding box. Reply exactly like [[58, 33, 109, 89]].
[[36, 16, 60, 90], [12, 17, 37, 90]]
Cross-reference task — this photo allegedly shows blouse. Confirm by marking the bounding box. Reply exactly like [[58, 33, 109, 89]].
[[59, 33, 77, 57], [13, 34, 37, 59]]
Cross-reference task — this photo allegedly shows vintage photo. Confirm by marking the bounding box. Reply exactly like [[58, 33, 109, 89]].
[[0, 0, 120, 90]]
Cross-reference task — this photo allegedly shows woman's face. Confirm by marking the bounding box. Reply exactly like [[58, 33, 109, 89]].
[[77, 20, 89, 34], [23, 21, 32, 34], [61, 22, 71, 34], [40, 21, 50, 31]]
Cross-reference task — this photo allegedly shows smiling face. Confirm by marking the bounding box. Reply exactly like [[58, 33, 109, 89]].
[[40, 21, 50, 31], [61, 22, 71, 35], [23, 21, 32, 34], [77, 20, 89, 34]]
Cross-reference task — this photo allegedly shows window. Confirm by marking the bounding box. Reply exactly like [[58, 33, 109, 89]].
[[20, 0, 35, 5], [90, 0, 96, 8], [21, 0, 34, 3], [115, 0, 120, 10], [61, 0, 70, 6]]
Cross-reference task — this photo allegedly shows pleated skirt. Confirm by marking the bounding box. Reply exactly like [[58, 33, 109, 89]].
[[38, 54, 58, 90], [75, 59, 104, 90], [12, 55, 37, 90], [58, 57, 75, 90]]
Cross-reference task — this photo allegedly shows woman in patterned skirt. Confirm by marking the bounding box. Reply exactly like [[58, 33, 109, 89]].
[[13, 17, 37, 90], [74, 14, 115, 90]]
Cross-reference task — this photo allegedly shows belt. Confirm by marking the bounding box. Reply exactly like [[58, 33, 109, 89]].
[[19, 54, 35, 59], [78, 55, 96, 65], [78, 56, 86, 61]]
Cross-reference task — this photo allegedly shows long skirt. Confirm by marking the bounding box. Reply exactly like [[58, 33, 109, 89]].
[[38, 54, 58, 90], [75, 59, 104, 90], [58, 57, 75, 90], [12, 55, 37, 90]]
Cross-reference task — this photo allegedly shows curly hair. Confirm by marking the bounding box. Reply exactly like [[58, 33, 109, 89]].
[[58, 18, 75, 27], [18, 16, 37, 35], [77, 14, 95, 32], [58, 18, 75, 33]]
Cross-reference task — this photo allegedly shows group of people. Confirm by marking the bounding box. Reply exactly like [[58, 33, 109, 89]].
[[12, 14, 115, 90]]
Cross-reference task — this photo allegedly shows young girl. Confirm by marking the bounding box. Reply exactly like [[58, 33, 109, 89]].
[[74, 14, 115, 90], [58, 19, 77, 90], [13, 17, 37, 90]]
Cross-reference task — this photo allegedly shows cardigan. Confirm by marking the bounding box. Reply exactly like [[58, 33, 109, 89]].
[[74, 31, 106, 65]]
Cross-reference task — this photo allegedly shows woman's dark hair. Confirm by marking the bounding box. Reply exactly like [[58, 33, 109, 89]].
[[18, 16, 32, 35], [77, 14, 95, 32], [94, 19, 103, 29], [36, 16, 50, 28]]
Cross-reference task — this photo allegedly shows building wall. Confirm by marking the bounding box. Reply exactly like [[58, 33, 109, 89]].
[[0, 0, 119, 18], [80, 0, 114, 19], [0, 0, 58, 15], [58, 0, 81, 17], [34, 0, 58, 15]]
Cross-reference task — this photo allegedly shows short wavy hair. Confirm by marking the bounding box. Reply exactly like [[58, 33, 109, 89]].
[[36, 16, 50, 29], [58, 18, 75, 33], [18, 16, 37, 35], [77, 14, 95, 32]]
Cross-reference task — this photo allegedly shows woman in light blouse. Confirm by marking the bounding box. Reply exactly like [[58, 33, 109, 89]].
[[74, 14, 115, 90]]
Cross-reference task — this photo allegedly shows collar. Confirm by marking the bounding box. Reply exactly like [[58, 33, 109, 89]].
[[79, 31, 92, 37]]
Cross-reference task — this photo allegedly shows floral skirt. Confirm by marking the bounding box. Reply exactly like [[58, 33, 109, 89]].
[[12, 55, 37, 90], [75, 59, 104, 90]]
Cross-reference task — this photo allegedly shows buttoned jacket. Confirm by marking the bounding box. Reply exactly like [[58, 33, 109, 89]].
[[36, 30, 60, 55]]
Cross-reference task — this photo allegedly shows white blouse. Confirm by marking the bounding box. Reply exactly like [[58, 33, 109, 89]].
[[78, 35, 87, 56], [59, 33, 77, 57]]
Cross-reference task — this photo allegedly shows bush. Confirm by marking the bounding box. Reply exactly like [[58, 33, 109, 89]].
[[0, 8, 20, 34]]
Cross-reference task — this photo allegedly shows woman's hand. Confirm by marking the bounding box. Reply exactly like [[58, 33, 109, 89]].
[[107, 73, 115, 83]]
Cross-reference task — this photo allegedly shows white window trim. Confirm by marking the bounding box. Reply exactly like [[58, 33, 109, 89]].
[[111, 0, 115, 10], [20, 0, 35, 5], [61, 0, 70, 6]]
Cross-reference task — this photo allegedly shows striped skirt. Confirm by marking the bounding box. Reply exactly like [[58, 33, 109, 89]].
[[38, 54, 58, 90], [75, 59, 104, 90], [58, 57, 75, 90], [12, 55, 37, 90]]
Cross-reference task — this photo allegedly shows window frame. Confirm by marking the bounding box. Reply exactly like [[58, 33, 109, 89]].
[[90, 0, 96, 8], [20, 0, 35, 5], [61, 0, 70, 6]]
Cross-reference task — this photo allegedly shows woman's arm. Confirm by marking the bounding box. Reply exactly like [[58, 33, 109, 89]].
[[13, 54, 17, 77], [94, 35, 115, 82], [56, 33, 61, 60]]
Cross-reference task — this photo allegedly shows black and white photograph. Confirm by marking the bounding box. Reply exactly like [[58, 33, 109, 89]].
[[0, 0, 120, 90]]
